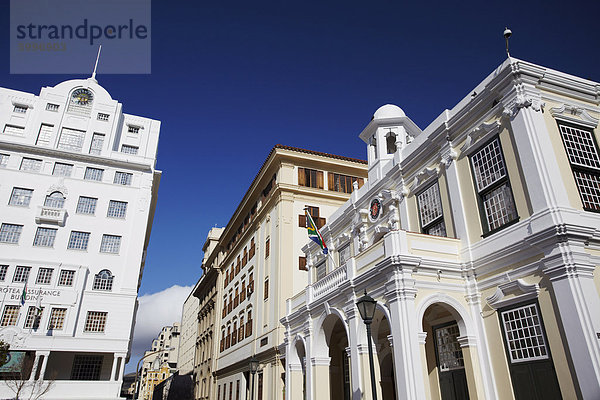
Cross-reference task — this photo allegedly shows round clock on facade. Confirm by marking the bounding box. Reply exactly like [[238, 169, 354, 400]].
[[71, 88, 94, 106], [370, 198, 381, 220]]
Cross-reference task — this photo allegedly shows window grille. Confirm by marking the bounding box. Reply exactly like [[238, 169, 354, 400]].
[[338, 243, 350, 266], [84, 167, 104, 181], [68, 231, 90, 250], [36, 124, 53, 146], [57, 127, 85, 152], [328, 172, 363, 193], [46, 103, 59, 112], [48, 308, 66, 330], [121, 145, 139, 155], [44, 192, 65, 209], [3, 125, 25, 135], [33, 228, 57, 247], [58, 270, 75, 286], [9, 188, 33, 207], [84, 311, 107, 332], [501, 303, 549, 363], [89, 133, 104, 155], [71, 355, 103, 380], [36, 268, 53, 285], [100, 235, 121, 253], [0, 224, 23, 244], [435, 323, 464, 371], [52, 162, 73, 177], [13, 266, 30, 283], [0, 154, 8, 168], [0, 305, 20, 327], [20, 158, 42, 172], [107, 201, 128, 218], [298, 167, 323, 189], [97, 113, 109, 121], [417, 181, 446, 236], [315, 261, 326, 281], [93, 270, 113, 291], [13, 105, 27, 113], [0, 265, 7, 281], [114, 171, 132, 186], [24, 306, 43, 329], [127, 126, 140, 134], [76, 196, 97, 215]]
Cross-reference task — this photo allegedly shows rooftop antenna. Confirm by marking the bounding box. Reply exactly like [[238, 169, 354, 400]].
[[91, 45, 102, 81], [503, 27, 512, 58]]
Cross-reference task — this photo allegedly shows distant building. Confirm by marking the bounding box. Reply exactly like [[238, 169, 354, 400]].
[[139, 324, 180, 400], [0, 76, 161, 399], [120, 372, 136, 399], [179, 290, 200, 377]]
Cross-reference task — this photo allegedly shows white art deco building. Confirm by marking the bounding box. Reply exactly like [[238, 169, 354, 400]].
[[282, 57, 600, 400], [0, 76, 161, 399]]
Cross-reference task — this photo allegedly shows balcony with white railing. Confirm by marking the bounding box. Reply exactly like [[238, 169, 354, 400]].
[[35, 206, 67, 226], [312, 263, 348, 299]]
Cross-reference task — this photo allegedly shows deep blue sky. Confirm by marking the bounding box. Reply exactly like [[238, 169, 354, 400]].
[[1, 0, 599, 296]]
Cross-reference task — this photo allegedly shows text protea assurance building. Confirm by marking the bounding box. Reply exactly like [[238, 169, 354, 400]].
[[0, 76, 161, 399]]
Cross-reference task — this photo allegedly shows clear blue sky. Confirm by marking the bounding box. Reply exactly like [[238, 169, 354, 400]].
[[1, 0, 599, 298]]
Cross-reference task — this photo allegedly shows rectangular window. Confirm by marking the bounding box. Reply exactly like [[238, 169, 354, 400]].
[[33, 227, 57, 247], [84, 167, 104, 181], [114, 171, 132, 186], [57, 127, 85, 152], [107, 200, 128, 218], [58, 270, 75, 286], [71, 355, 103, 380], [1, 305, 20, 327], [48, 307, 66, 330], [236, 380, 240, 400], [471, 138, 518, 233], [100, 235, 121, 253], [13, 105, 27, 113], [265, 238, 270, 258], [3, 125, 25, 135], [24, 306, 43, 329], [264, 278, 269, 300], [298, 167, 324, 189], [558, 123, 600, 211], [20, 158, 42, 172], [328, 172, 364, 193], [299, 256, 307, 271], [84, 311, 107, 332], [315, 260, 326, 281], [434, 323, 464, 371], [257, 372, 263, 400], [9, 188, 33, 207], [46, 103, 59, 112], [36, 124, 54, 146], [68, 231, 90, 250], [52, 162, 73, 177], [0, 265, 7, 281], [89, 133, 105, 155], [13, 266, 30, 283], [338, 243, 350, 266], [500, 303, 549, 363], [0, 224, 23, 244], [121, 145, 139, 155], [36, 268, 53, 285], [0, 153, 9, 168], [76, 197, 97, 215], [299, 206, 326, 229], [417, 181, 447, 236], [127, 126, 140, 134], [97, 113, 109, 121]]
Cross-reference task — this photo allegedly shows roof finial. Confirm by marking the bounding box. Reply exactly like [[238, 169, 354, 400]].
[[503, 27, 512, 58], [91, 45, 102, 81]]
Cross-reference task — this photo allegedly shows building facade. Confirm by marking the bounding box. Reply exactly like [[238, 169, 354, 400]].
[[0, 77, 160, 399], [213, 145, 368, 400], [179, 289, 200, 377], [139, 323, 181, 400], [282, 58, 600, 400]]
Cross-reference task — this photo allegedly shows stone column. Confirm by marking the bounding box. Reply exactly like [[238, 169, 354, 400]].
[[118, 355, 126, 382], [288, 363, 304, 400], [310, 356, 331, 400], [37, 351, 50, 380], [110, 354, 119, 381], [440, 141, 469, 245], [303, 327, 314, 400], [344, 303, 365, 400], [457, 336, 485, 400], [28, 352, 40, 381], [417, 332, 433, 400]]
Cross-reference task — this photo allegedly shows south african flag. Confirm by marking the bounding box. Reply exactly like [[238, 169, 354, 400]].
[[305, 209, 328, 254]]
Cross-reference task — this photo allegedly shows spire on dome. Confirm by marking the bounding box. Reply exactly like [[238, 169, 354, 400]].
[[91, 45, 102, 82]]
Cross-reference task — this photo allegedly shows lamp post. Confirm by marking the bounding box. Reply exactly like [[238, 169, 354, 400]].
[[133, 346, 175, 400], [249, 356, 259, 400], [356, 290, 378, 400]]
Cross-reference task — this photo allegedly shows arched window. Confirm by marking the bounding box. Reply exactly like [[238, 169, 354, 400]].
[[45, 191, 65, 208], [386, 133, 397, 154], [93, 269, 113, 291]]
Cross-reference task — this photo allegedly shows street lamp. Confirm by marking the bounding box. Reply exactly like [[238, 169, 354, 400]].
[[356, 290, 378, 400], [133, 346, 176, 400], [249, 356, 259, 400]]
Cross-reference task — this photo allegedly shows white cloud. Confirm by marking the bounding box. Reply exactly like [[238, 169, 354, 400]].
[[125, 285, 193, 373]]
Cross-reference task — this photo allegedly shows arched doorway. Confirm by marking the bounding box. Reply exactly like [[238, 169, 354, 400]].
[[372, 309, 396, 400], [315, 314, 351, 400]]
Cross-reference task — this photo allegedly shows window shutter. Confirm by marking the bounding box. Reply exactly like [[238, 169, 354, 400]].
[[298, 168, 306, 186], [317, 217, 326, 229], [328, 172, 334, 191], [358, 178, 364, 188], [299, 256, 307, 271], [317, 171, 324, 189], [298, 214, 306, 227]]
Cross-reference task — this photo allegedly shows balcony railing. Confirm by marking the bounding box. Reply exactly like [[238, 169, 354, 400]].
[[313, 264, 348, 299], [35, 206, 67, 226]]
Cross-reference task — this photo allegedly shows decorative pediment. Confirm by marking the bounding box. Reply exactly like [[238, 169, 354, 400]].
[[47, 182, 68, 197], [550, 103, 599, 128], [460, 119, 501, 155], [410, 166, 439, 192], [486, 279, 540, 309]]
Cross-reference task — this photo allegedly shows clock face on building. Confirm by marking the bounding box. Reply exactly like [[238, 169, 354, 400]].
[[71, 88, 94, 106], [370, 198, 381, 220]]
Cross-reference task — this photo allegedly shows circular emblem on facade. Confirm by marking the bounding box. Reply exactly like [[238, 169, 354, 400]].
[[370, 198, 381, 220]]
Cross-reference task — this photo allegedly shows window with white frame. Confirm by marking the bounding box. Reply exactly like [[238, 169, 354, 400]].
[[36, 124, 53, 146], [13, 105, 27, 113], [107, 200, 127, 218], [3, 125, 25, 135], [100, 235, 121, 253], [127, 125, 140, 134], [36, 268, 53, 285], [57, 127, 85, 152], [0, 265, 7, 281], [44, 192, 65, 208], [315, 260, 326, 281], [434, 323, 464, 371], [9, 188, 33, 207], [84, 167, 103, 181], [33, 227, 57, 247], [20, 157, 42, 172], [89, 133, 104, 155], [417, 181, 446, 236], [48, 307, 66, 330], [97, 113, 109, 121], [58, 270, 75, 286], [0, 305, 20, 327], [558, 123, 600, 211], [52, 162, 73, 177], [67, 231, 90, 250], [470, 138, 518, 233], [92, 270, 113, 291], [76, 196, 97, 215], [24, 306, 43, 329], [338, 243, 350, 267], [13, 266, 31, 283], [0, 224, 23, 244], [46, 103, 59, 112], [71, 355, 103, 380], [84, 311, 107, 332], [500, 303, 549, 363], [0, 153, 8, 168], [121, 145, 139, 155], [113, 171, 132, 186]]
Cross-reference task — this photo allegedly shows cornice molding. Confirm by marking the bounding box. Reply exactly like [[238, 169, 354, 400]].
[[549, 103, 599, 128]]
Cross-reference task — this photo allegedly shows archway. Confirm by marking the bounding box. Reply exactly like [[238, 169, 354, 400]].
[[313, 313, 351, 400], [372, 308, 396, 400]]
